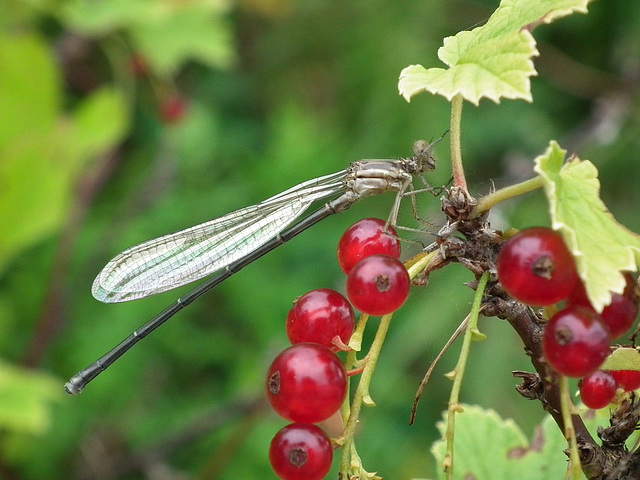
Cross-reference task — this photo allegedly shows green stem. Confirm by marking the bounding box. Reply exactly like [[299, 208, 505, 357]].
[[406, 250, 437, 279], [337, 311, 393, 448], [559, 376, 582, 480], [348, 313, 370, 353], [444, 271, 490, 480], [450, 94, 468, 193], [337, 251, 437, 477], [337, 310, 394, 477], [471, 175, 545, 218]]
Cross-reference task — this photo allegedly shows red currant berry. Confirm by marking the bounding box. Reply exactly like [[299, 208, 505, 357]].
[[346, 254, 410, 316], [266, 344, 347, 423], [269, 423, 333, 480], [338, 218, 401, 274], [159, 94, 189, 124], [609, 370, 640, 391], [497, 227, 578, 306], [580, 370, 617, 409], [568, 273, 639, 339], [543, 306, 611, 378], [286, 289, 355, 351]]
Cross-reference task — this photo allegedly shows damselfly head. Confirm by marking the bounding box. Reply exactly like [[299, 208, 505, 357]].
[[413, 130, 449, 173], [412, 139, 436, 173]]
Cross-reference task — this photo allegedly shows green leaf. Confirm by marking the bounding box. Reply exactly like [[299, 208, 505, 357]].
[[61, 0, 235, 74], [0, 361, 62, 435], [69, 86, 129, 160], [601, 347, 640, 372], [131, 7, 235, 75], [398, 0, 591, 105], [430, 405, 568, 480], [534, 141, 640, 312], [0, 33, 129, 274], [0, 33, 59, 151], [61, 0, 158, 32]]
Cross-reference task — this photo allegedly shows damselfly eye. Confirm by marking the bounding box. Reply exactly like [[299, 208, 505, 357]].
[[413, 139, 430, 157]]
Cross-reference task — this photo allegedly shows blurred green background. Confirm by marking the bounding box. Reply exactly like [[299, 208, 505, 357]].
[[1, 0, 639, 479]]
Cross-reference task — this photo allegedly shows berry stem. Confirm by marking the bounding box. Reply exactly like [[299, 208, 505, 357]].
[[560, 375, 583, 480], [336, 251, 437, 478], [336, 309, 393, 478], [443, 271, 490, 480], [471, 175, 545, 218], [337, 311, 393, 447], [348, 314, 369, 352], [406, 250, 438, 278], [450, 94, 468, 194]]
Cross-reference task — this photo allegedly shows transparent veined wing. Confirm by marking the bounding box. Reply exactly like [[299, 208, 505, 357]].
[[92, 170, 347, 303]]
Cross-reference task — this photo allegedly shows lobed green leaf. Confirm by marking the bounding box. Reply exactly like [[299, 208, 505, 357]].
[[534, 141, 640, 312], [61, 0, 235, 75], [399, 0, 591, 105], [430, 405, 567, 480]]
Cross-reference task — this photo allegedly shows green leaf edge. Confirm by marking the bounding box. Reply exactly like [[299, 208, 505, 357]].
[[398, 0, 592, 105], [601, 347, 640, 372], [534, 141, 640, 311]]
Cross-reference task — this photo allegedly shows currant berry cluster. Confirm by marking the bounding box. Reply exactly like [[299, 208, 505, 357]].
[[497, 227, 639, 379], [266, 218, 410, 480]]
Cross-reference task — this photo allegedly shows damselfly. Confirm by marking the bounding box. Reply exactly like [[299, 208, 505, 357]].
[[65, 140, 438, 395]]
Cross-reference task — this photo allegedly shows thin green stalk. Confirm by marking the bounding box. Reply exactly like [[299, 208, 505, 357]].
[[560, 376, 582, 480], [450, 94, 468, 193], [337, 251, 437, 477], [348, 313, 369, 354], [337, 311, 393, 447], [471, 175, 545, 218], [338, 379, 352, 475], [444, 271, 490, 479], [337, 309, 393, 478], [406, 250, 438, 279]]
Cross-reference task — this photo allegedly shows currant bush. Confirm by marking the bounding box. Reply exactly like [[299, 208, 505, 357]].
[[497, 227, 578, 306], [286, 289, 355, 351], [346, 254, 410, 316], [337, 218, 401, 274], [579, 370, 617, 409], [269, 423, 333, 480], [543, 306, 611, 378], [266, 343, 347, 423]]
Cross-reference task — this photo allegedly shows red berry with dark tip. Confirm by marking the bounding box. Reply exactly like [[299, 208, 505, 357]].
[[269, 423, 333, 480], [497, 227, 578, 306], [543, 306, 611, 377], [580, 370, 617, 409], [346, 254, 410, 316], [266, 344, 347, 423]]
